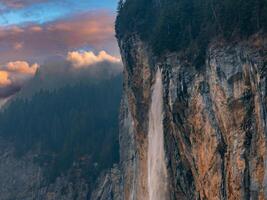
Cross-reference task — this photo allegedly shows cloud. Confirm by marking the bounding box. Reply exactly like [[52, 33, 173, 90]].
[[0, 0, 47, 8], [13, 42, 23, 50], [18, 52, 123, 98], [0, 60, 39, 98], [5, 61, 39, 75], [0, 11, 119, 63], [0, 85, 20, 98], [0, 70, 11, 87], [29, 26, 43, 32], [67, 50, 121, 68], [0, 50, 122, 99]]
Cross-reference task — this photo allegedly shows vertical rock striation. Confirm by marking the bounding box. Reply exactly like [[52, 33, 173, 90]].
[[117, 31, 267, 199]]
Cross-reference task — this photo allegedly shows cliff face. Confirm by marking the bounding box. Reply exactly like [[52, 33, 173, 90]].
[[117, 34, 267, 199]]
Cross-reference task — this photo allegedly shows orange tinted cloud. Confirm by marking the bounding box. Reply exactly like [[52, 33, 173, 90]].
[[0, 60, 38, 90], [0, 11, 118, 63], [0, 71, 11, 87], [5, 61, 39, 75], [0, 60, 39, 97], [67, 50, 121, 68]]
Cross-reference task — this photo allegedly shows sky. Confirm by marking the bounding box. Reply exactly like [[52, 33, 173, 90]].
[[0, 0, 121, 101], [0, 0, 117, 26]]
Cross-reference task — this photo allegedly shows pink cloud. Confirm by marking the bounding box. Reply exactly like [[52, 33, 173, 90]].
[[0, 11, 118, 63], [29, 26, 43, 32], [0, 0, 47, 8]]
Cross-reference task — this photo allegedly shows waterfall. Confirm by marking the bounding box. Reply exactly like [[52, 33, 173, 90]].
[[148, 68, 169, 200]]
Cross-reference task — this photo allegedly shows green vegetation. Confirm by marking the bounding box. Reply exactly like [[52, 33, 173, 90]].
[[0, 75, 122, 184], [116, 0, 267, 66]]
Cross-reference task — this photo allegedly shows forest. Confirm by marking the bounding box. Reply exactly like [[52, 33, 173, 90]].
[[116, 0, 267, 66], [0, 75, 122, 186]]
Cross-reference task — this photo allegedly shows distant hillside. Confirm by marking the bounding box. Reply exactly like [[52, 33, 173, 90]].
[[0, 74, 122, 191]]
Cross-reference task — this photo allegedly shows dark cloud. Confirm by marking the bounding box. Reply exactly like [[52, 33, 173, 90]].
[[18, 57, 123, 98], [0, 84, 20, 98]]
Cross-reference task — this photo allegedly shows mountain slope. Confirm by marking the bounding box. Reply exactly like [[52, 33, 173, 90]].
[[0, 75, 122, 199]]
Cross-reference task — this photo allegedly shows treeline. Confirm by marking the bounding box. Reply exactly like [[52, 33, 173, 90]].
[[116, 0, 267, 66], [0, 75, 122, 183]]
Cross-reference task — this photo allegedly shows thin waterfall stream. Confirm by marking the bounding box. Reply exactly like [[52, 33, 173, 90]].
[[147, 68, 169, 200]]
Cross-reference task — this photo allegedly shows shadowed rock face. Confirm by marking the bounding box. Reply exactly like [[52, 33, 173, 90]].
[[117, 33, 267, 199]]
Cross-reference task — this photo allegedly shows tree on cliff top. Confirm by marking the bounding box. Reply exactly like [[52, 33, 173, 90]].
[[116, 0, 267, 65]]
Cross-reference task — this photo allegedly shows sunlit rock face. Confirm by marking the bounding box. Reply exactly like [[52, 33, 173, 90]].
[[117, 34, 267, 199]]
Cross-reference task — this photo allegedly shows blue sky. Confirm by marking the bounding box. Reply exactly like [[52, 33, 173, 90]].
[[0, 0, 118, 26]]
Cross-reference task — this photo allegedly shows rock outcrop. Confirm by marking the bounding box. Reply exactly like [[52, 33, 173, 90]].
[[117, 32, 267, 199], [90, 165, 122, 200]]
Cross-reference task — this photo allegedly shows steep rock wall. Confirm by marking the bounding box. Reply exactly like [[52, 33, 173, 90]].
[[118, 34, 267, 199]]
